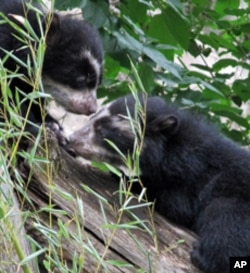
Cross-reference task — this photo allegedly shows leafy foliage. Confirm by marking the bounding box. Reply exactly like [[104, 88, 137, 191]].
[[1, 1, 250, 272], [55, 0, 250, 144]]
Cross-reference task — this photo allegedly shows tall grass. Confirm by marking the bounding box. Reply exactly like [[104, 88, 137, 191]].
[[91, 60, 159, 273], [0, 2, 158, 273], [0, 1, 52, 272]]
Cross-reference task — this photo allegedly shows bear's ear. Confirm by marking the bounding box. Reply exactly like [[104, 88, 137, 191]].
[[45, 13, 61, 46], [148, 114, 179, 135]]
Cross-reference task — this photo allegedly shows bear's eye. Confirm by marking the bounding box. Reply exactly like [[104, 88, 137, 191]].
[[76, 76, 86, 84], [86, 72, 94, 84], [95, 125, 105, 138]]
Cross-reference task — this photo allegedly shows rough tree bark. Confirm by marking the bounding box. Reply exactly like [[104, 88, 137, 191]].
[[4, 131, 202, 273], [0, 181, 36, 273]]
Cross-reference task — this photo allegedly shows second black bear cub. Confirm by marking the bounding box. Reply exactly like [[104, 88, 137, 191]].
[[68, 94, 250, 273]]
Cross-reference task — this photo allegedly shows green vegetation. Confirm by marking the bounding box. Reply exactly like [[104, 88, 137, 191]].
[[1, 0, 250, 272], [57, 0, 250, 144]]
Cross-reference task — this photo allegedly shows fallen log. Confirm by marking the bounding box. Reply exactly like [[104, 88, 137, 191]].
[[0, 180, 36, 273], [20, 131, 201, 273]]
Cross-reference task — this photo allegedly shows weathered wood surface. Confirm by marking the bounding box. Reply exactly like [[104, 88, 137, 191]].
[[0, 180, 36, 273], [21, 132, 201, 272]]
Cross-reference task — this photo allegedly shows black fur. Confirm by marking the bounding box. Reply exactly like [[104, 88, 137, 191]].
[[68, 94, 250, 273], [0, 0, 103, 139]]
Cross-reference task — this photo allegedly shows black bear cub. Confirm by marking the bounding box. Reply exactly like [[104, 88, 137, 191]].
[[0, 0, 103, 140], [68, 94, 250, 273]]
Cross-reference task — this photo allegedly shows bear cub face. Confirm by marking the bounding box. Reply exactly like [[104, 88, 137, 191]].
[[42, 12, 103, 115], [0, 0, 103, 116], [68, 94, 179, 168], [68, 94, 250, 273]]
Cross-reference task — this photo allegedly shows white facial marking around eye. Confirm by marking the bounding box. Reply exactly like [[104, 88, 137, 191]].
[[80, 49, 102, 80]]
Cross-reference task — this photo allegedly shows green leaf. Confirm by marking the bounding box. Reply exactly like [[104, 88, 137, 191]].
[[213, 59, 238, 72], [147, 13, 176, 48], [107, 260, 133, 268], [20, 249, 47, 265], [138, 63, 155, 92], [209, 103, 249, 129], [163, 6, 190, 49], [143, 46, 182, 79], [81, 0, 109, 27], [55, 0, 85, 10], [0, 207, 4, 220], [112, 30, 143, 54], [188, 39, 202, 57], [91, 161, 110, 173], [120, 0, 148, 24], [215, 0, 240, 14], [233, 79, 250, 102]]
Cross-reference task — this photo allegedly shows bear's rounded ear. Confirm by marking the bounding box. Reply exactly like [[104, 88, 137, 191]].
[[149, 114, 179, 135], [45, 13, 61, 46]]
